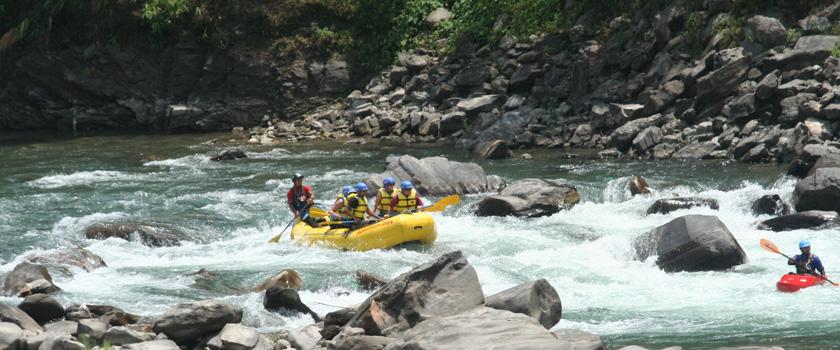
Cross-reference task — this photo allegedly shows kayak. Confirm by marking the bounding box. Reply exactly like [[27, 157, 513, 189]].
[[776, 273, 826, 292], [289, 213, 437, 251]]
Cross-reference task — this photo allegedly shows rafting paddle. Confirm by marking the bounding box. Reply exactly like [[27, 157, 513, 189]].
[[422, 194, 461, 212], [268, 204, 313, 243], [759, 238, 840, 286]]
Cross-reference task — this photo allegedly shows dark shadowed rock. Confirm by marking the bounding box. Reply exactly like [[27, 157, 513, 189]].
[[325, 308, 356, 328], [635, 215, 747, 272], [608, 115, 660, 152], [84, 222, 183, 247], [751, 195, 791, 216], [26, 247, 107, 274], [647, 197, 719, 215], [629, 176, 651, 196], [787, 144, 840, 178], [263, 287, 320, 322], [347, 251, 484, 337], [484, 279, 562, 329], [745, 15, 787, 48], [385, 307, 574, 350], [757, 211, 840, 231], [764, 35, 840, 70], [0, 303, 43, 333], [793, 167, 840, 213], [152, 300, 242, 346], [475, 140, 511, 160], [209, 148, 247, 161], [18, 294, 64, 325], [366, 155, 502, 196], [1, 262, 59, 297], [475, 179, 580, 218], [696, 56, 750, 104]]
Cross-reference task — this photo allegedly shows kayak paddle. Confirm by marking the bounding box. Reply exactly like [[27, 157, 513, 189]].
[[423, 194, 461, 212], [759, 238, 840, 286], [268, 204, 312, 243]]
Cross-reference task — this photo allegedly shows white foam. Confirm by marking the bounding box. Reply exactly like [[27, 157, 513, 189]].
[[28, 171, 152, 189]]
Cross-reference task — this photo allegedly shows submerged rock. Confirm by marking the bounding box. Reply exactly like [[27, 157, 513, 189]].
[[475, 139, 511, 160], [84, 222, 183, 247], [757, 211, 840, 231], [210, 148, 247, 161], [263, 287, 320, 322], [635, 215, 747, 272], [355, 270, 387, 291], [475, 178, 580, 217], [26, 247, 107, 274], [629, 175, 651, 196], [255, 269, 301, 291], [751, 195, 791, 216], [646, 197, 719, 215], [1, 262, 60, 297]]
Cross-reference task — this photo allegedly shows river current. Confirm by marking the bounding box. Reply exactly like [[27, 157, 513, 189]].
[[1, 132, 838, 349]]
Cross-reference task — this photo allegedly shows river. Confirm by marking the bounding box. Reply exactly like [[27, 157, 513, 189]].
[[1, 132, 838, 349]]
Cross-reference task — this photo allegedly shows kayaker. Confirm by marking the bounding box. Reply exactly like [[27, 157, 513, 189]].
[[328, 185, 353, 220], [373, 177, 397, 217], [788, 240, 826, 277], [286, 173, 316, 224], [345, 182, 379, 225], [387, 180, 424, 217]]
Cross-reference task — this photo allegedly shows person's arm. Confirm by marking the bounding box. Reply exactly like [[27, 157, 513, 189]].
[[788, 255, 797, 266], [305, 186, 315, 204], [416, 196, 424, 211], [373, 192, 383, 213], [287, 191, 299, 217], [329, 199, 343, 216], [389, 195, 398, 213], [814, 256, 826, 276]]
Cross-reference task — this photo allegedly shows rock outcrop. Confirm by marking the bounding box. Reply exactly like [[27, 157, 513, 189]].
[[84, 222, 184, 247], [366, 155, 502, 195], [475, 178, 580, 217], [635, 215, 747, 272]]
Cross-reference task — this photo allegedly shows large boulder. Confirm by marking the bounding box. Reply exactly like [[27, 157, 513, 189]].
[[84, 222, 183, 247], [0, 304, 44, 333], [215, 323, 261, 350], [646, 197, 719, 215], [475, 179, 580, 218], [103, 326, 156, 345], [635, 215, 747, 272], [152, 300, 243, 346], [254, 269, 301, 291], [332, 335, 394, 350], [757, 211, 840, 231], [365, 155, 501, 196], [18, 294, 64, 325], [385, 307, 574, 350], [456, 95, 506, 115], [0, 322, 23, 350], [474, 140, 511, 160], [1, 262, 59, 296], [793, 167, 840, 213], [745, 15, 787, 48], [263, 287, 320, 322], [78, 318, 109, 343], [124, 339, 181, 350], [608, 115, 660, 152], [26, 247, 107, 274], [696, 55, 751, 104], [347, 251, 484, 337], [787, 144, 840, 178], [484, 279, 562, 329], [751, 194, 791, 216], [764, 35, 840, 70]]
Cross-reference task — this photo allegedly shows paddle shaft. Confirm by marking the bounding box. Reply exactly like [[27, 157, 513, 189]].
[[269, 203, 313, 243]]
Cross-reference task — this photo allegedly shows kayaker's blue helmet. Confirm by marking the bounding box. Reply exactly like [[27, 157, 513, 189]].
[[355, 182, 369, 192], [400, 180, 413, 190], [383, 177, 396, 186], [342, 185, 352, 196], [799, 240, 811, 249]]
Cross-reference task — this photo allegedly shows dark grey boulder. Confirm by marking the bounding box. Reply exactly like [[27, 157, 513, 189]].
[[18, 294, 64, 325], [475, 140, 511, 160], [84, 222, 183, 247], [757, 211, 840, 231], [456, 95, 506, 115], [475, 179, 580, 218], [263, 287, 320, 322], [0, 304, 43, 333], [366, 155, 502, 196], [673, 141, 718, 159], [1, 262, 60, 297], [104, 326, 156, 345], [647, 197, 719, 215], [152, 300, 242, 346], [764, 35, 840, 70], [209, 148, 247, 161], [745, 15, 787, 48], [751, 195, 791, 216], [484, 279, 562, 329], [324, 308, 356, 328], [696, 55, 751, 104], [347, 251, 484, 337], [787, 144, 840, 178], [632, 127, 663, 153], [608, 115, 660, 152], [635, 215, 747, 272], [792, 167, 840, 213]]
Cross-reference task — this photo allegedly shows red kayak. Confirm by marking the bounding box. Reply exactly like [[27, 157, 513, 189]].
[[776, 273, 826, 292]]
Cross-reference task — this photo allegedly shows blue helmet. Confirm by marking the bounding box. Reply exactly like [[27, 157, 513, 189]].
[[400, 180, 413, 190], [799, 240, 811, 249], [355, 182, 369, 192], [383, 177, 396, 186], [342, 185, 352, 196]]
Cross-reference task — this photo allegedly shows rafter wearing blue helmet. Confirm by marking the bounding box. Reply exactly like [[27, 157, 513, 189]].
[[375, 177, 398, 216], [388, 180, 424, 215], [345, 182, 378, 223], [788, 240, 826, 276], [328, 185, 354, 220]]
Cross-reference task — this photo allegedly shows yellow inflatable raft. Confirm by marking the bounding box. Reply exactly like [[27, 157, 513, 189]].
[[289, 213, 437, 251]]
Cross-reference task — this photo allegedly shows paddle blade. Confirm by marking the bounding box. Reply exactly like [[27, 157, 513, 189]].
[[267, 234, 282, 243], [760, 238, 782, 254], [424, 194, 461, 213]]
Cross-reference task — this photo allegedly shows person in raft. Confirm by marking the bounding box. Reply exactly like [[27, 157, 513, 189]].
[[373, 177, 398, 217], [385, 180, 424, 217], [788, 240, 826, 277], [328, 185, 353, 220], [286, 172, 317, 225], [345, 182, 379, 226]]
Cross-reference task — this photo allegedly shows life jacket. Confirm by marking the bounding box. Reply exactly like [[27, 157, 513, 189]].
[[393, 189, 418, 213], [346, 192, 369, 220], [378, 188, 396, 213]]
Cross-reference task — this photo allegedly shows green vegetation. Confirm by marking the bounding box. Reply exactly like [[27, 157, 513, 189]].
[[786, 28, 802, 46], [713, 16, 743, 50], [683, 12, 706, 54], [832, 43, 840, 58]]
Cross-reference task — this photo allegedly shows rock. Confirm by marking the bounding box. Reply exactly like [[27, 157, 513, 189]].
[[484, 279, 562, 329], [210, 148, 247, 161], [18, 294, 64, 325], [599, 148, 622, 158], [287, 323, 321, 350], [2, 262, 59, 297], [26, 247, 107, 274], [787, 144, 840, 178], [355, 271, 387, 291], [793, 167, 840, 213], [635, 215, 747, 272], [741, 144, 770, 163], [347, 251, 484, 337], [647, 197, 720, 215], [755, 70, 779, 100], [0, 303, 44, 333], [475, 179, 580, 218], [254, 269, 301, 292], [629, 176, 651, 196], [325, 308, 356, 330], [123, 339, 180, 350], [757, 210, 840, 231], [672, 141, 718, 159], [609, 115, 660, 152], [263, 287, 320, 322], [398, 54, 429, 72], [385, 307, 572, 350], [40, 335, 86, 350], [764, 35, 840, 70], [104, 326, 156, 345], [0, 322, 22, 350], [217, 323, 259, 350], [552, 329, 605, 350], [455, 65, 489, 87], [745, 15, 787, 48], [696, 56, 751, 104], [508, 65, 539, 91], [475, 140, 511, 160], [84, 222, 183, 247], [632, 126, 663, 153], [570, 124, 593, 146], [78, 318, 109, 342], [751, 195, 792, 216], [438, 111, 465, 136], [456, 95, 506, 115], [425, 7, 452, 24], [366, 155, 501, 196], [44, 320, 78, 335], [152, 300, 243, 346], [332, 335, 394, 350], [722, 93, 755, 121]]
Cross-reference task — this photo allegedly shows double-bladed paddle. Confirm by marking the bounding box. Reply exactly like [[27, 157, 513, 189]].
[[759, 238, 839, 286]]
